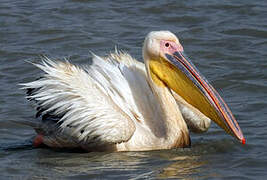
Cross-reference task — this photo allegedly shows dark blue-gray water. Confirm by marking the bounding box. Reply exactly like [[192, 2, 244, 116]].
[[1, 0, 267, 179]]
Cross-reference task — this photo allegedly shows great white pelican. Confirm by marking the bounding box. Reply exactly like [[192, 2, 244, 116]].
[[22, 31, 245, 151]]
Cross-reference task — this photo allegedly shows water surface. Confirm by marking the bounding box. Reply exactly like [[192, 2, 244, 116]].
[[1, 0, 267, 179]]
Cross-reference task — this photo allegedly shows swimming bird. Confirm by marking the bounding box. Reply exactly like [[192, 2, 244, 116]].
[[22, 31, 245, 151]]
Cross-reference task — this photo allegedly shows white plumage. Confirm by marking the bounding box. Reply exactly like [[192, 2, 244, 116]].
[[22, 31, 212, 151]]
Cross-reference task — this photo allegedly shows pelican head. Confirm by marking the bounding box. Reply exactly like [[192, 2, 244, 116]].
[[143, 31, 245, 144]]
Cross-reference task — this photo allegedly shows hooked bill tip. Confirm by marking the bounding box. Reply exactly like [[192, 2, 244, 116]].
[[241, 138, 246, 145]]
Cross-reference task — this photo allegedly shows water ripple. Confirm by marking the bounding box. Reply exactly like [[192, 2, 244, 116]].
[[0, 0, 267, 179]]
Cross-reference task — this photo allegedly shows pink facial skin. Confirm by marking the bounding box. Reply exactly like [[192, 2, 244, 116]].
[[160, 40, 184, 55]]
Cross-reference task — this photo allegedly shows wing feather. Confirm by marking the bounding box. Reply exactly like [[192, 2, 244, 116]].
[[22, 56, 137, 146]]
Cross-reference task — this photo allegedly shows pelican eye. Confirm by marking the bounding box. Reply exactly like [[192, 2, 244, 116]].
[[165, 43, 170, 47]]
